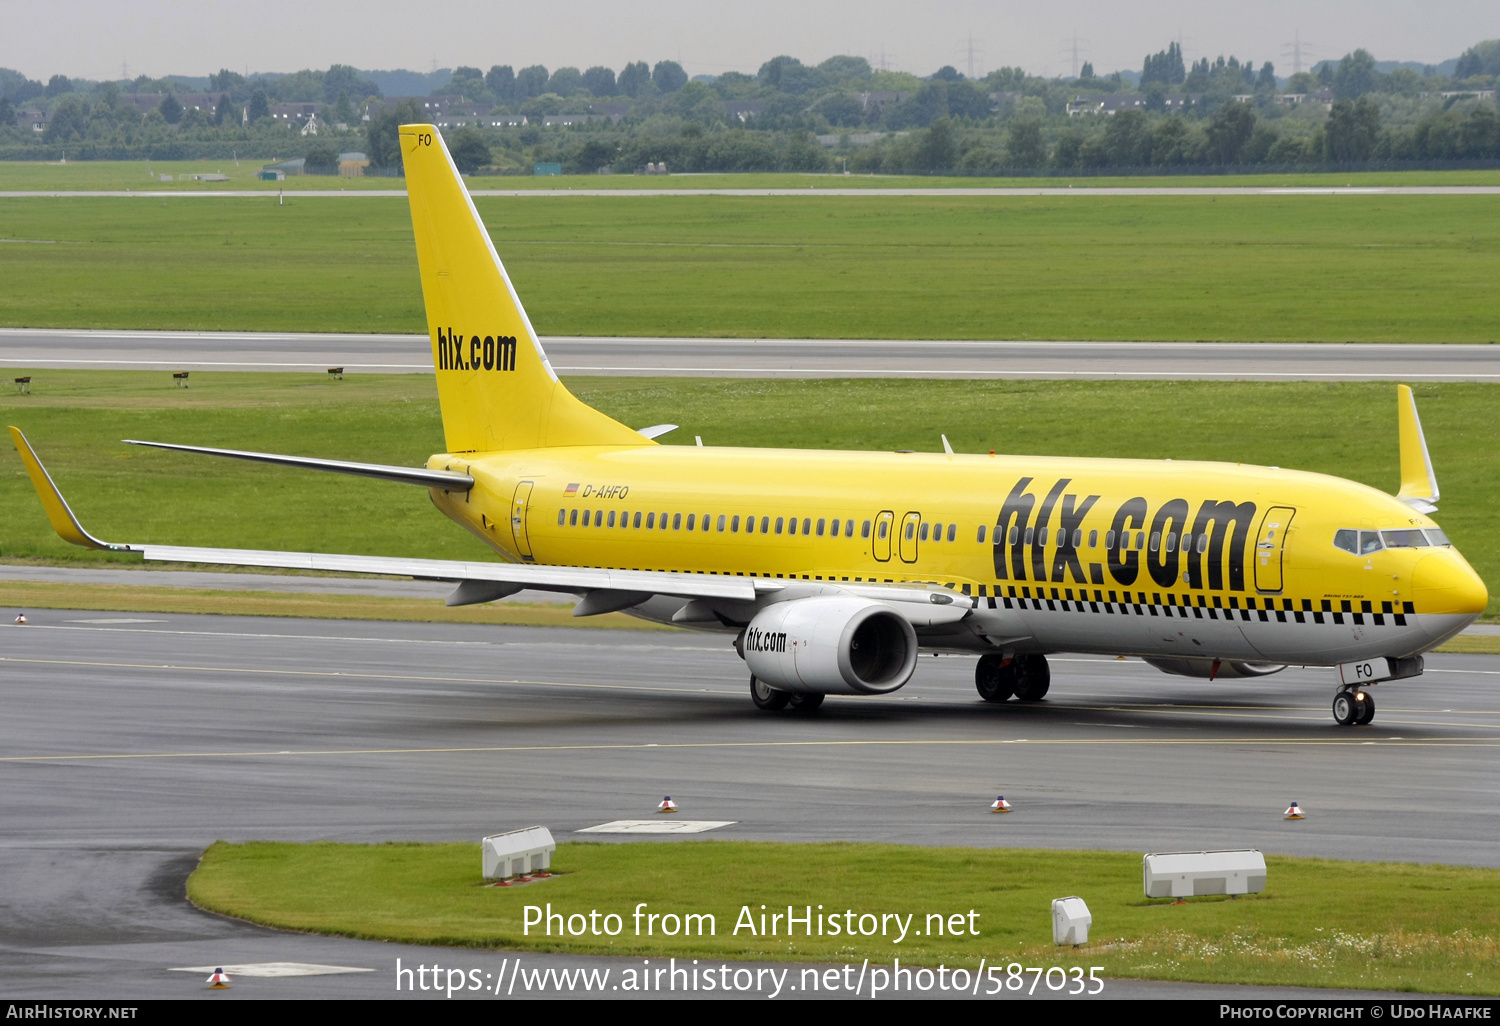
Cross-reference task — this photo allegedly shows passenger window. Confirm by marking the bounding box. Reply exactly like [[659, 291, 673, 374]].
[[1196, 534, 1207, 554], [877, 521, 888, 539], [830, 519, 840, 537], [816, 518, 826, 536], [702, 514, 711, 532], [846, 519, 854, 536], [977, 525, 986, 543], [788, 518, 797, 536], [673, 513, 682, 530], [1136, 532, 1145, 550], [1024, 527, 1034, 545], [905, 522, 915, 541], [607, 510, 616, 528], [802, 518, 811, 535], [1073, 529, 1082, 548], [1381, 529, 1429, 548], [1009, 525, 1019, 545], [731, 515, 740, 533], [1057, 528, 1066, 547], [1426, 528, 1451, 547], [775, 517, 784, 535], [1088, 529, 1097, 548], [761, 517, 770, 534], [1150, 531, 1161, 552], [569, 509, 578, 526], [646, 512, 655, 529], [1164, 533, 1175, 552], [633, 511, 641, 528], [1105, 530, 1115, 548], [1359, 531, 1382, 554], [919, 523, 929, 542], [556, 509, 564, 526], [863, 520, 872, 539], [1333, 528, 1358, 554], [947, 524, 956, 542], [686, 514, 695, 531]]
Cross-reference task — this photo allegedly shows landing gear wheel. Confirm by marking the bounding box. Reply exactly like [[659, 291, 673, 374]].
[[1011, 654, 1052, 702], [789, 692, 825, 711], [750, 676, 790, 710], [975, 653, 1017, 703], [1354, 690, 1375, 725], [1332, 690, 1359, 726]]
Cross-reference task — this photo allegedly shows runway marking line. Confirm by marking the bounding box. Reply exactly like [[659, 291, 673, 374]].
[[4, 656, 1498, 732], [3, 735, 1497, 764]]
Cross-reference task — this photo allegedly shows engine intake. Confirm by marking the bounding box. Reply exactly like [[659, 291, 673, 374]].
[[741, 596, 918, 695]]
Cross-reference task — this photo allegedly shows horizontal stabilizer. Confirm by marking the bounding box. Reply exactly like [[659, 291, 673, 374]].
[[123, 439, 474, 491]]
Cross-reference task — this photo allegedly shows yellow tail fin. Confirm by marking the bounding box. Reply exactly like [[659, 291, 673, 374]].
[[400, 124, 646, 453]]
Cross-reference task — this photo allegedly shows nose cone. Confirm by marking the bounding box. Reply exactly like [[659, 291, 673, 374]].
[[1413, 551, 1489, 617]]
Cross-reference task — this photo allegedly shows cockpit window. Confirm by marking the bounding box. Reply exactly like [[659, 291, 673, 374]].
[[1381, 529, 1431, 548], [1333, 529, 1358, 554], [1359, 531, 1384, 554], [1425, 528, 1452, 547]]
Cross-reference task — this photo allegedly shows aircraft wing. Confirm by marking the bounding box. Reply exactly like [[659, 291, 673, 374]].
[[8, 426, 972, 627]]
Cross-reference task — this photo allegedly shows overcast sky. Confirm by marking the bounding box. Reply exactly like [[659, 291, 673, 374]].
[[10, 0, 1496, 83]]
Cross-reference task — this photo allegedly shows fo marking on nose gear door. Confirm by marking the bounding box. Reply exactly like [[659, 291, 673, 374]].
[[1254, 506, 1295, 592], [899, 511, 921, 564], [511, 481, 535, 561]]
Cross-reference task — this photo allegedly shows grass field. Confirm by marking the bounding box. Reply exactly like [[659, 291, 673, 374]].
[[1, 372, 1495, 619], [187, 840, 1500, 994], [5, 160, 1500, 192], [1, 193, 1497, 340]]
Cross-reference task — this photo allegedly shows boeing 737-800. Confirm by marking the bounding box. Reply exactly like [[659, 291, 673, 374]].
[[9, 124, 1488, 725]]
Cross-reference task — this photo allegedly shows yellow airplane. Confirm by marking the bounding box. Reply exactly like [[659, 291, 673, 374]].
[[8, 124, 1488, 726]]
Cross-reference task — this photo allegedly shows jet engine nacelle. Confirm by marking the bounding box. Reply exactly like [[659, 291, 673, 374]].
[[1143, 656, 1286, 679], [741, 596, 918, 695]]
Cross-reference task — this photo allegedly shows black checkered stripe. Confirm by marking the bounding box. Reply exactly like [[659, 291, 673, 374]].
[[961, 584, 1413, 627]]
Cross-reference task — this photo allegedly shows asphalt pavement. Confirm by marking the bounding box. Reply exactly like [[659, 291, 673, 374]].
[[1, 610, 1496, 998], [4, 328, 1499, 379]]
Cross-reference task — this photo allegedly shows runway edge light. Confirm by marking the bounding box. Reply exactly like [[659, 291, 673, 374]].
[[990, 795, 1012, 813], [13, 613, 25, 625], [658, 796, 678, 813], [1285, 801, 1305, 820], [1052, 897, 1091, 946], [206, 967, 231, 989]]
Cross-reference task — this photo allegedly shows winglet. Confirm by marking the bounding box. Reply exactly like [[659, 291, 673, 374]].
[[1395, 385, 1439, 514], [7, 427, 128, 550]]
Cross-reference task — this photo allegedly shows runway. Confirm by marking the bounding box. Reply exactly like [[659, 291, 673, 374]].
[[5, 328, 1499, 380], [4, 185, 1500, 199], [1, 610, 1497, 997]]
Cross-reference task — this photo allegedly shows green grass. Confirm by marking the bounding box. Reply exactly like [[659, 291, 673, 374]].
[[187, 840, 1500, 993], [4, 160, 1500, 191], [1, 193, 1498, 339], [2, 373, 1495, 618]]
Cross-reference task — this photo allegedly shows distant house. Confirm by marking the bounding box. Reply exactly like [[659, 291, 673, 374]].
[[120, 92, 220, 115], [338, 151, 369, 177], [16, 110, 48, 132], [541, 114, 608, 126], [271, 103, 325, 125], [1066, 93, 1198, 115], [724, 101, 765, 122]]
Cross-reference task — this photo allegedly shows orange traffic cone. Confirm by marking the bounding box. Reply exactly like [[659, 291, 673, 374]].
[[990, 795, 1012, 813], [1284, 802, 1304, 820], [657, 796, 678, 813], [206, 967, 231, 989]]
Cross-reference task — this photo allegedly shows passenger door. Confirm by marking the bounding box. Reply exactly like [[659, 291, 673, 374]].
[[1254, 506, 1295, 592], [511, 481, 535, 561]]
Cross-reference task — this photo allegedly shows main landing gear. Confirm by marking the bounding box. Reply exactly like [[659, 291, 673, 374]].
[[1332, 687, 1376, 726], [975, 653, 1051, 703], [749, 676, 825, 712]]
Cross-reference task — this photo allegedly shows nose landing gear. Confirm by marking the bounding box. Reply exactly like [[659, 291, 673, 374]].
[[1332, 688, 1375, 726]]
